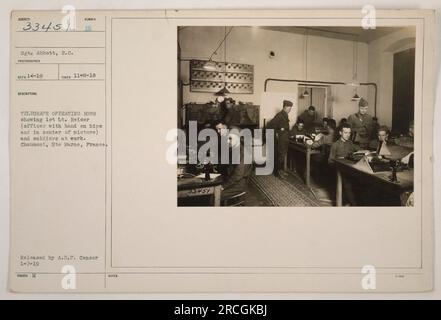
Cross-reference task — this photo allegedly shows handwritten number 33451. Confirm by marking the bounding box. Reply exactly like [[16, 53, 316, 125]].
[[22, 22, 63, 32]]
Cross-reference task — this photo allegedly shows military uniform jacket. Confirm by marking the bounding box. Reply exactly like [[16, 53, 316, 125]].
[[267, 110, 290, 136], [267, 110, 290, 152], [328, 139, 360, 163], [347, 112, 374, 144]]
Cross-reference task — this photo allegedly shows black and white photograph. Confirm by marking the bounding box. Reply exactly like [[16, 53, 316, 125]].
[[177, 26, 416, 207], [4, 6, 436, 296]]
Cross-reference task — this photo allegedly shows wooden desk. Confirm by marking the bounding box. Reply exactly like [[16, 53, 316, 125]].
[[333, 159, 414, 206], [287, 141, 321, 188], [177, 176, 223, 206]]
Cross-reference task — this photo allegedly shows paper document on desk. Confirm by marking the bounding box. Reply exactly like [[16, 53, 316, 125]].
[[401, 151, 415, 165], [353, 150, 372, 155]]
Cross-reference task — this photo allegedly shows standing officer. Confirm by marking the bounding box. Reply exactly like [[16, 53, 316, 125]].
[[267, 100, 293, 177], [347, 98, 374, 149]]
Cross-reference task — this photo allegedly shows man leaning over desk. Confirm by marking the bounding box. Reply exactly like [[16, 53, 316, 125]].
[[215, 121, 253, 202]]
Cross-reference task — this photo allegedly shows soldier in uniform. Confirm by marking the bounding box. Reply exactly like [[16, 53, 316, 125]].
[[221, 98, 241, 127], [368, 125, 394, 151], [394, 120, 414, 148], [266, 100, 293, 177], [347, 98, 374, 149], [214, 121, 253, 203], [298, 105, 320, 133], [328, 123, 360, 206], [289, 119, 306, 138]]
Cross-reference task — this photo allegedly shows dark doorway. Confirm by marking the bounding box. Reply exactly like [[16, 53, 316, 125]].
[[392, 48, 415, 134]]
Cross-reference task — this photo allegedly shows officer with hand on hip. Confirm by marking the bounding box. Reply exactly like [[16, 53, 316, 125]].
[[266, 100, 293, 178]]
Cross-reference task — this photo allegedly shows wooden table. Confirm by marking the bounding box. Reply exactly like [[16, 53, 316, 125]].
[[333, 159, 414, 206], [177, 176, 223, 206], [287, 141, 321, 188]]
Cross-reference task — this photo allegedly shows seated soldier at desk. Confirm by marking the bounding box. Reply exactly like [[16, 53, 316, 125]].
[[369, 125, 395, 152], [215, 121, 253, 202], [394, 120, 414, 148], [328, 123, 360, 206], [328, 123, 360, 163], [221, 97, 241, 127], [369, 124, 413, 161], [307, 123, 336, 149], [322, 118, 336, 132], [289, 119, 306, 139], [322, 117, 329, 129]]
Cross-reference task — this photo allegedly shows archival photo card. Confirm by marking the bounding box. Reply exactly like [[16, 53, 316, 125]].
[[9, 9, 435, 293]]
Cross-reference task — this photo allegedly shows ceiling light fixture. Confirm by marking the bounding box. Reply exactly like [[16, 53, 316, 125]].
[[349, 35, 361, 101], [300, 29, 311, 98], [303, 88, 310, 97], [351, 93, 361, 101], [202, 60, 217, 71], [214, 26, 234, 96]]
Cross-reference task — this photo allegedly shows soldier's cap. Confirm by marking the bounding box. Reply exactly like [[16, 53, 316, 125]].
[[358, 98, 368, 108], [283, 100, 293, 107]]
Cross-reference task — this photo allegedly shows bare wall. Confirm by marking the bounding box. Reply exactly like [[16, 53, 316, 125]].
[[178, 26, 369, 124]]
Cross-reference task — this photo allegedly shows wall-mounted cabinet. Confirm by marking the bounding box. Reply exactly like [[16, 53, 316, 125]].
[[190, 60, 254, 94]]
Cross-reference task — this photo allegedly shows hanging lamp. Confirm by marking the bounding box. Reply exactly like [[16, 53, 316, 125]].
[[348, 35, 361, 101], [214, 26, 233, 96], [302, 28, 310, 97]]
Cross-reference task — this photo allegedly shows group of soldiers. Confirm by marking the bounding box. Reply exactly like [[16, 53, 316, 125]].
[[267, 98, 385, 177], [212, 96, 413, 205]]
